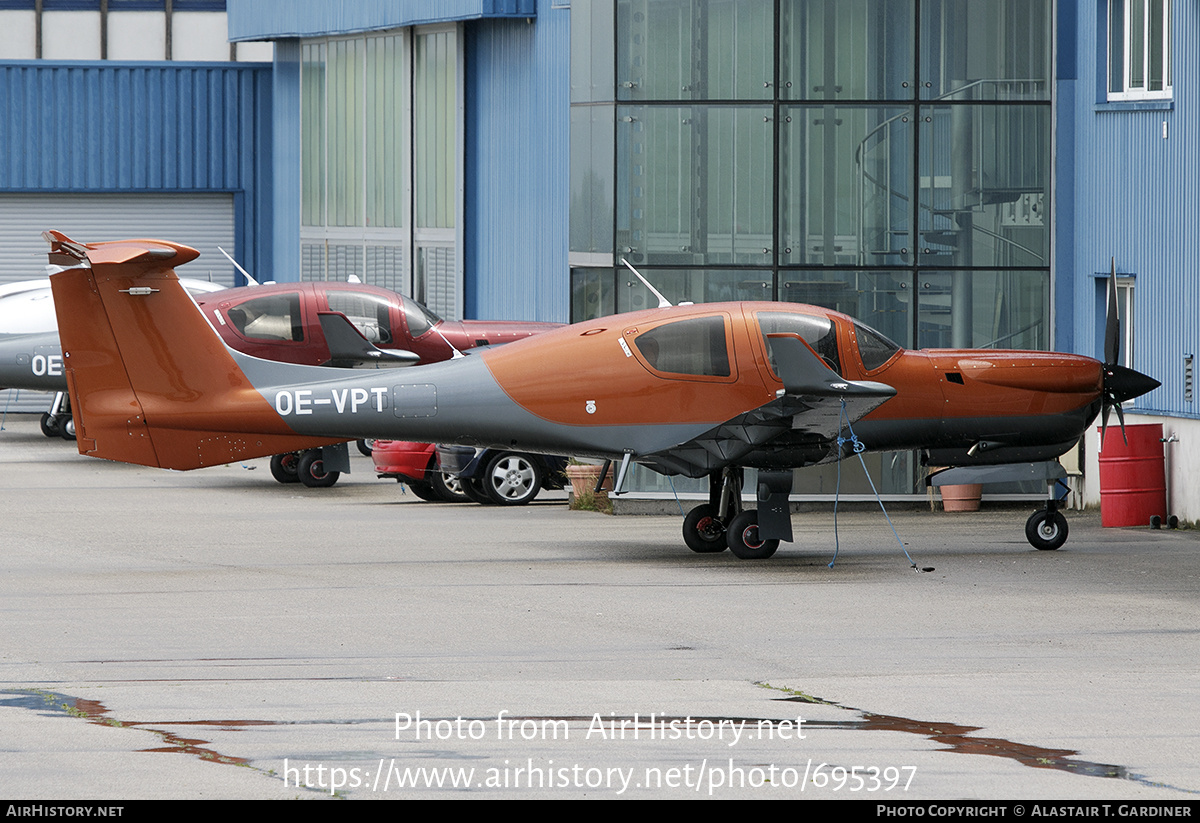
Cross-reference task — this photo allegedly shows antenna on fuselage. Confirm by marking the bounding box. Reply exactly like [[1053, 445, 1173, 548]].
[[432, 326, 465, 360], [218, 247, 259, 287], [621, 258, 672, 309]]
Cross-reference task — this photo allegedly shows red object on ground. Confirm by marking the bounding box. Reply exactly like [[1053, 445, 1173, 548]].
[[1098, 423, 1167, 527]]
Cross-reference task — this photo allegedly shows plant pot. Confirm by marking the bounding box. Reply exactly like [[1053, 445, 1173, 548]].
[[940, 483, 982, 512], [566, 464, 612, 512]]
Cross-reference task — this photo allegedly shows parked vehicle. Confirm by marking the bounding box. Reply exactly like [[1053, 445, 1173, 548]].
[[372, 440, 468, 502], [436, 445, 569, 506]]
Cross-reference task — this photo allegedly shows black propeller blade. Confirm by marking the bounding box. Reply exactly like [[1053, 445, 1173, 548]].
[[1099, 258, 1160, 449]]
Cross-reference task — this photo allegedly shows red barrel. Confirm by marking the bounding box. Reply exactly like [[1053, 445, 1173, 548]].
[[1098, 423, 1167, 527]]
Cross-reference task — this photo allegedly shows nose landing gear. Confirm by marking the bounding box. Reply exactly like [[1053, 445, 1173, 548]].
[[1025, 501, 1069, 551]]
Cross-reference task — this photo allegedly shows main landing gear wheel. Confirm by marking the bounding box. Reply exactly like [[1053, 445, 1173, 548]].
[[483, 453, 542, 505], [1025, 509, 1068, 551], [270, 453, 301, 484], [298, 450, 340, 488], [726, 510, 779, 560], [39, 413, 60, 438], [60, 416, 76, 441], [682, 504, 727, 553]]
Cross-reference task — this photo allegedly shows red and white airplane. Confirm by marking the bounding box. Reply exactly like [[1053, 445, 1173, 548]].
[[48, 234, 1158, 558]]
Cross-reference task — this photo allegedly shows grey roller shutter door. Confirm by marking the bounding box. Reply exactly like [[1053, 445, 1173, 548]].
[[0, 193, 236, 412]]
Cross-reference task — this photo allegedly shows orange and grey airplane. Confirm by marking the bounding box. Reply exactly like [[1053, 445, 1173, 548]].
[[47, 234, 1158, 559]]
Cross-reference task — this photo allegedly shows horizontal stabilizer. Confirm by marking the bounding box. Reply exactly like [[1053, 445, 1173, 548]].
[[48, 235, 343, 470]]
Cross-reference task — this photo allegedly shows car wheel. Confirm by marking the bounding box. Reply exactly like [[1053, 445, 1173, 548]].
[[429, 469, 470, 503], [726, 510, 779, 560], [483, 452, 542, 505], [460, 476, 494, 505], [298, 450, 340, 488], [682, 504, 727, 553], [405, 481, 439, 501], [356, 439, 375, 457], [270, 453, 301, 484], [1025, 509, 1068, 551]]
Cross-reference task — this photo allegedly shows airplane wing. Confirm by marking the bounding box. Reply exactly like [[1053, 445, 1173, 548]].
[[637, 334, 896, 477]]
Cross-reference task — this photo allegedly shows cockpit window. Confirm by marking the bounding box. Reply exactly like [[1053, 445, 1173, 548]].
[[854, 321, 902, 370], [634, 315, 730, 377], [327, 291, 394, 344], [400, 297, 441, 338], [226, 293, 304, 342], [756, 312, 840, 376]]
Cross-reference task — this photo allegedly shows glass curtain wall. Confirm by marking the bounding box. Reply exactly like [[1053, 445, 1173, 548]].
[[570, 0, 1052, 495], [301, 27, 463, 320]]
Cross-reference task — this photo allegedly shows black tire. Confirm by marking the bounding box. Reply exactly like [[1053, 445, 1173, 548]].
[[460, 476, 494, 505], [1025, 509, 1068, 551], [270, 453, 301, 484], [482, 452, 543, 505], [298, 450, 340, 488], [59, 416, 76, 441], [682, 504, 727, 553], [429, 469, 470, 503], [39, 413, 60, 438], [405, 481, 440, 502], [726, 510, 779, 560], [356, 439, 375, 457]]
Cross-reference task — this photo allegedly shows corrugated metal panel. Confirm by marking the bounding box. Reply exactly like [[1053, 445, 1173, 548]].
[[0, 62, 260, 191], [462, 0, 569, 322], [0, 60, 274, 279], [227, 0, 537, 41], [1062, 0, 1200, 421]]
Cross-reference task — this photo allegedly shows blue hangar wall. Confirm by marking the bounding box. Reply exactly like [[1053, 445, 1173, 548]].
[[1056, 0, 1197, 423], [463, 7, 570, 322], [0, 60, 274, 281], [229, 0, 570, 323], [1056, 0, 1198, 519]]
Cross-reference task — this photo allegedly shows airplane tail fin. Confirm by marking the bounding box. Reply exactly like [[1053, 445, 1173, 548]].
[[47, 231, 342, 470]]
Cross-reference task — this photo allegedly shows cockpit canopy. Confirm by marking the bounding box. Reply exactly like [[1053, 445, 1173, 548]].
[[216, 284, 444, 348], [627, 306, 903, 384], [757, 311, 841, 375]]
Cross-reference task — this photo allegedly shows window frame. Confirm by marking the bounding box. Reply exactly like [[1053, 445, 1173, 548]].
[[1115, 277, 1135, 371], [1108, 0, 1173, 102]]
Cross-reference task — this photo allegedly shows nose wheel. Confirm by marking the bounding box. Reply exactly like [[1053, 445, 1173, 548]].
[[1025, 507, 1068, 551]]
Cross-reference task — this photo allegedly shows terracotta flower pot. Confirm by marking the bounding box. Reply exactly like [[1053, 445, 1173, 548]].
[[566, 464, 612, 512], [940, 483, 982, 512]]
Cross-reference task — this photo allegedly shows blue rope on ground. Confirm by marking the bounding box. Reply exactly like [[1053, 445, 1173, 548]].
[[0, 388, 16, 431], [667, 476, 685, 516], [831, 399, 918, 570]]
